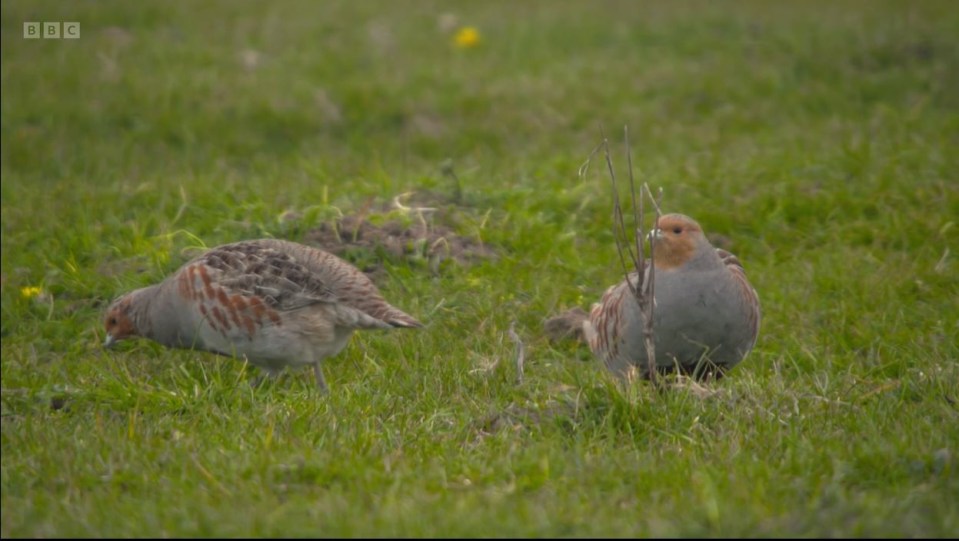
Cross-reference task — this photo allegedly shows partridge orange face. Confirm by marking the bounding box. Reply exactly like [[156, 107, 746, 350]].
[[103, 296, 137, 347], [650, 214, 705, 270]]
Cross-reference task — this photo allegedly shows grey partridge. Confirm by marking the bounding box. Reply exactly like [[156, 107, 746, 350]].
[[549, 213, 760, 380], [104, 239, 422, 391]]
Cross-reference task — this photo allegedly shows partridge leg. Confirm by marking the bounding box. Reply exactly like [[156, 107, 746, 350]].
[[313, 362, 329, 394]]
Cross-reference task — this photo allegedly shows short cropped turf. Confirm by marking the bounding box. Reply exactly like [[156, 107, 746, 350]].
[[2, 0, 957, 537]]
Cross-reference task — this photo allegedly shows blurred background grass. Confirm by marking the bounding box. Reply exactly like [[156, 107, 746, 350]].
[[2, 0, 957, 537]]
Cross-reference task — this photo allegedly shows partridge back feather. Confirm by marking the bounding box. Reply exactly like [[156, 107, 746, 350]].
[[186, 239, 422, 329]]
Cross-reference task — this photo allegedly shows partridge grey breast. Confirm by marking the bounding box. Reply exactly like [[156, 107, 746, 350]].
[[103, 238, 422, 392], [581, 213, 761, 379]]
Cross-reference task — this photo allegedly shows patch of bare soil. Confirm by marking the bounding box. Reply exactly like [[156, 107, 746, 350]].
[[303, 193, 497, 276]]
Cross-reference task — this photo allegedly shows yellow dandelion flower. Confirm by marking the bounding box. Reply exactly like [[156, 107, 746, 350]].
[[453, 26, 481, 49], [20, 286, 43, 299]]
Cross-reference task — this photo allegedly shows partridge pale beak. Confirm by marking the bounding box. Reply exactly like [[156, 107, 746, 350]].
[[104, 334, 117, 348], [648, 228, 663, 241]]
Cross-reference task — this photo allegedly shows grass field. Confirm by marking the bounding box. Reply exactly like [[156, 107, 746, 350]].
[[2, 0, 958, 537]]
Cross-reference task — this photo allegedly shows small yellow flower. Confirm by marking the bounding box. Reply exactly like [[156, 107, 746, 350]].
[[453, 26, 481, 49], [20, 286, 43, 299]]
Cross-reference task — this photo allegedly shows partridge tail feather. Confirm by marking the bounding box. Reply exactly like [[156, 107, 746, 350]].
[[387, 313, 423, 328], [377, 305, 422, 328], [544, 307, 589, 343]]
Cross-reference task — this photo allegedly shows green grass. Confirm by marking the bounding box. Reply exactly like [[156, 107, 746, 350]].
[[2, 0, 958, 536]]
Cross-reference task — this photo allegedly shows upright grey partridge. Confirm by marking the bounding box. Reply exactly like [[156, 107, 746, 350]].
[[548, 213, 760, 380], [103, 239, 422, 392]]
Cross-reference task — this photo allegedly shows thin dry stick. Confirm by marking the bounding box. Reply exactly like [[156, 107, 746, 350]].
[[577, 141, 606, 181], [606, 126, 664, 389], [601, 129, 638, 294], [644, 182, 664, 388], [624, 127, 642, 266], [623, 127, 658, 388]]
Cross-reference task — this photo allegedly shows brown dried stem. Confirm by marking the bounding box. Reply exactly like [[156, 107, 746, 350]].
[[604, 126, 663, 389]]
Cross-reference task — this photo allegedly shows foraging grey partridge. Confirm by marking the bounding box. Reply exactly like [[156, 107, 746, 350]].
[[103, 239, 422, 392], [548, 213, 760, 380]]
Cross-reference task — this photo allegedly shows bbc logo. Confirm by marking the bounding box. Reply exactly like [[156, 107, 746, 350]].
[[24, 22, 80, 39]]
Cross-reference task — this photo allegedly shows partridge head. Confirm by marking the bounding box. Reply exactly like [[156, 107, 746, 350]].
[[104, 238, 422, 392]]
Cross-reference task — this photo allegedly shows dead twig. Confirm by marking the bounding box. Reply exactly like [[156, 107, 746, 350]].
[[603, 126, 663, 389], [600, 126, 638, 295]]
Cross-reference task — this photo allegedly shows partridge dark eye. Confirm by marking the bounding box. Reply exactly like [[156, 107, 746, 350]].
[[108, 317, 117, 326], [673, 227, 682, 234]]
